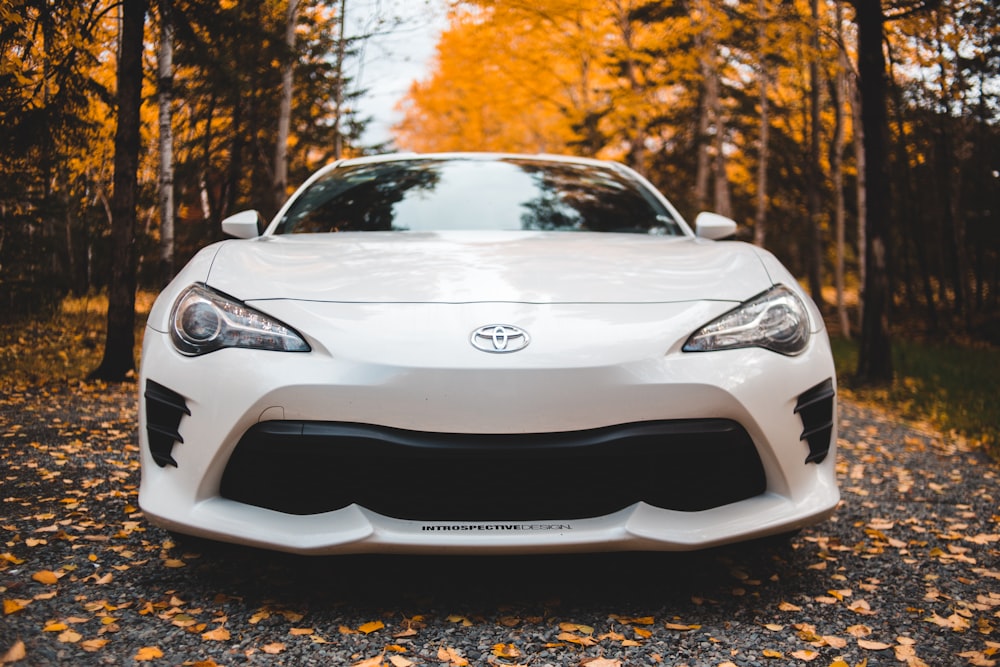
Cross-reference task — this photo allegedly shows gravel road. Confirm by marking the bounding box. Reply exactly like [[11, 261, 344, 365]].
[[1, 382, 997, 667]]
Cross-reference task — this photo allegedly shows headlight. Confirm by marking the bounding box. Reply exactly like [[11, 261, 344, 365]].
[[683, 285, 811, 356], [169, 284, 310, 356]]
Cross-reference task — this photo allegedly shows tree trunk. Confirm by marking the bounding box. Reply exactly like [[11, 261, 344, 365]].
[[333, 0, 348, 160], [158, 3, 175, 285], [855, 0, 893, 384], [832, 4, 849, 338], [274, 0, 299, 211], [753, 0, 770, 248], [805, 0, 825, 308], [91, 0, 148, 381]]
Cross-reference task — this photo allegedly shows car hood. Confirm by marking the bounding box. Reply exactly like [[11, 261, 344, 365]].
[[205, 231, 772, 304]]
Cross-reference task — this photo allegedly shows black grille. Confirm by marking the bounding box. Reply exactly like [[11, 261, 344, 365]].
[[220, 419, 767, 520], [795, 378, 835, 464], [144, 380, 190, 467]]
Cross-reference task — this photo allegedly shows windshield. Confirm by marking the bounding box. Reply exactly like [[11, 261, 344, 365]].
[[273, 157, 683, 236]]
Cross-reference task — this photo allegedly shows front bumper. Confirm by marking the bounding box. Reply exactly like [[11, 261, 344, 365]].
[[138, 301, 839, 554]]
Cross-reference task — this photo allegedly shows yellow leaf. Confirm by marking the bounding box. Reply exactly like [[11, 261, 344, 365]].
[[134, 646, 163, 661], [44, 622, 69, 632], [385, 645, 408, 653], [290, 628, 314, 636], [358, 620, 384, 634], [163, 559, 186, 568], [261, 643, 285, 654], [762, 649, 783, 658], [446, 614, 472, 626], [201, 627, 230, 641], [32, 570, 59, 585]]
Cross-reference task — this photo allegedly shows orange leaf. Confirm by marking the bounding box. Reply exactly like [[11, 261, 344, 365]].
[[201, 627, 231, 641], [556, 632, 597, 646], [358, 620, 384, 634], [289, 628, 314, 636], [857, 639, 891, 650], [44, 622, 69, 632], [0, 640, 26, 663], [57, 630, 82, 643], [778, 601, 802, 612], [388, 656, 414, 667], [664, 623, 700, 631], [437, 646, 469, 666], [261, 643, 285, 654], [492, 643, 520, 658], [32, 570, 59, 585], [762, 648, 783, 658], [352, 656, 384, 667], [790, 649, 819, 661], [3, 599, 28, 615], [162, 559, 186, 568], [134, 646, 164, 661], [81, 639, 109, 652]]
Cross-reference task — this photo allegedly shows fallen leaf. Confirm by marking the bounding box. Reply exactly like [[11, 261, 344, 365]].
[[925, 612, 971, 631], [31, 570, 59, 585], [261, 643, 285, 655], [581, 659, 622, 667], [790, 649, 819, 661], [201, 627, 230, 641], [388, 656, 414, 667], [556, 632, 597, 646], [134, 646, 164, 661], [0, 640, 26, 663], [847, 625, 873, 637], [352, 656, 384, 667], [437, 647, 469, 666], [778, 601, 802, 612], [3, 599, 29, 615], [56, 630, 82, 643], [358, 620, 384, 634], [162, 559, 186, 568], [559, 622, 594, 634], [492, 643, 520, 658], [857, 639, 891, 650], [81, 638, 109, 652], [762, 649, 783, 658], [290, 628, 314, 636], [664, 622, 701, 631], [43, 622, 68, 632]]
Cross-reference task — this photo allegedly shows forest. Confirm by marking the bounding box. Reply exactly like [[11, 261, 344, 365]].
[[1, 0, 998, 377]]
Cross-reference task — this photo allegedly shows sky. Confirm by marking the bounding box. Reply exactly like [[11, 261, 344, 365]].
[[344, 0, 449, 149]]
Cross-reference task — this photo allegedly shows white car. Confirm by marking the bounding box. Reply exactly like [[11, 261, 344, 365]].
[[139, 152, 838, 555]]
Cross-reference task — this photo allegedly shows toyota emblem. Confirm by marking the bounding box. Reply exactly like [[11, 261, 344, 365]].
[[470, 324, 530, 353]]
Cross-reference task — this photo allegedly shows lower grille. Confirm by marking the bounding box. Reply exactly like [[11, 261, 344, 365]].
[[795, 378, 835, 464], [144, 380, 190, 467], [220, 419, 766, 520]]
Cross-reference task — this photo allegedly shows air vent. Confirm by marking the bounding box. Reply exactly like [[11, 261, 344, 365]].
[[144, 380, 190, 467], [795, 378, 835, 464]]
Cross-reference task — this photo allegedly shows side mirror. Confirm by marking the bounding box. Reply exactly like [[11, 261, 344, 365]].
[[221, 210, 267, 239], [694, 212, 738, 240]]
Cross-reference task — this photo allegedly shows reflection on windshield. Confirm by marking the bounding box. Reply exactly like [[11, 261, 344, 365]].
[[275, 157, 682, 235]]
